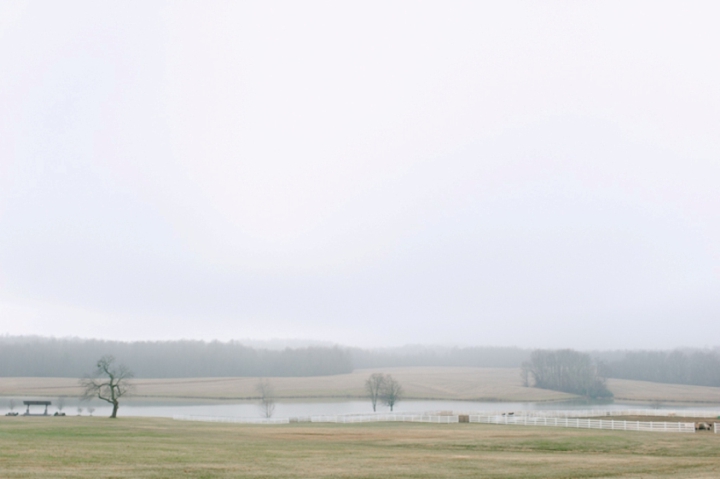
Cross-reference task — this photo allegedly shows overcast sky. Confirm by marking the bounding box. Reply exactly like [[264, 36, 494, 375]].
[[1, 1, 719, 349]]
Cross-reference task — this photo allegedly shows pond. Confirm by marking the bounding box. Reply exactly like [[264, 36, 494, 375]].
[[4, 398, 720, 418]]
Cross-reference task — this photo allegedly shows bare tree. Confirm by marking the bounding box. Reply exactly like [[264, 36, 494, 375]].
[[520, 362, 530, 387], [256, 378, 276, 418], [87, 407, 95, 416], [80, 355, 133, 418], [54, 397, 66, 416], [365, 373, 386, 412], [9, 399, 16, 412], [77, 407, 83, 416], [381, 375, 402, 412]]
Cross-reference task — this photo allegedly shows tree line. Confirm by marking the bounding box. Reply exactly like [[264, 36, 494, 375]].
[[0, 337, 352, 377], [2, 337, 719, 388], [0, 337, 531, 377], [600, 349, 720, 387]]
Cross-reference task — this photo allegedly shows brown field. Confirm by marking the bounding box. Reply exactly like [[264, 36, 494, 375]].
[[1, 417, 720, 478], [1, 367, 720, 404], [0, 367, 574, 402], [607, 377, 720, 404]]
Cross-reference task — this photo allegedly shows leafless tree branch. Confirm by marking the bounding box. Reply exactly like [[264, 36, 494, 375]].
[[79, 355, 133, 418]]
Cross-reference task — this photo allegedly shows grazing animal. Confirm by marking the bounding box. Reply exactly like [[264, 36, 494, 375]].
[[695, 422, 711, 431]]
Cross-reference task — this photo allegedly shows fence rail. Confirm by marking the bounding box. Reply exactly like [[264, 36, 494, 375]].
[[309, 414, 458, 424], [487, 409, 720, 419], [174, 414, 458, 425], [470, 415, 695, 433]]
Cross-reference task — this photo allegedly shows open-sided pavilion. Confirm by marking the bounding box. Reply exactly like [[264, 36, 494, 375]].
[[23, 400, 51, 416]]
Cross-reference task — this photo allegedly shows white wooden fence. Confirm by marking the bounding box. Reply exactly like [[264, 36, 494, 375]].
[[493, 409, 720, 419], [715, 422, 720, 434], [309, 414, 458, 424], [174, 413, 695, 432], [470, 415, 695, 433], [173, 414, 458, 424]]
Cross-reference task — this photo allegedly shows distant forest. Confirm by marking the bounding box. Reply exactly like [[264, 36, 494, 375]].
[[0, 337, 353, 378], [0, 337, 529, 378], [600, 350, 720, 388], [1, 337, 719, 388]]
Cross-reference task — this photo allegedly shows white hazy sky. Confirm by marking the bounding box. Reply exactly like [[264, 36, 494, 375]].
[[1, 1, 719, 349]]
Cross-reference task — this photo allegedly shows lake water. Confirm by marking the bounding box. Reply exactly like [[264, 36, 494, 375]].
[[6, 398, 720, 418]]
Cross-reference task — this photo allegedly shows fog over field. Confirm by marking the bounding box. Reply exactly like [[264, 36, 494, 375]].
[[1, 1, 719, 350]]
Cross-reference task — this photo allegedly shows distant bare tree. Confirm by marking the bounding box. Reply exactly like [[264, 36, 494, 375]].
[[80, 355, 133, 418], [365, 373, 386, 412], [9, 399, 16, 412], [520, 362, 530, 387], [77, 407, 83, 416], [381, 375, 402, 412], [54, 397, 66, 416], [87, 407, 95, 416], [256, 378, 276, 418]]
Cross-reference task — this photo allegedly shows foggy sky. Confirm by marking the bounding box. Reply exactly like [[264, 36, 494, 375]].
[[1, 1, 719, 349]]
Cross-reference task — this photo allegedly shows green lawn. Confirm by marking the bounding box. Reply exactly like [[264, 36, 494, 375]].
[[1, 417, 719, 478]]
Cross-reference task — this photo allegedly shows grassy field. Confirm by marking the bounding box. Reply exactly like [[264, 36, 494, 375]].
[[3, 367, 720, 404], [1, 417, 720, 478]]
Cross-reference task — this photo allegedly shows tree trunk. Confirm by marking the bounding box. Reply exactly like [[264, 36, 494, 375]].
[[110, 401, 119, 418]]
